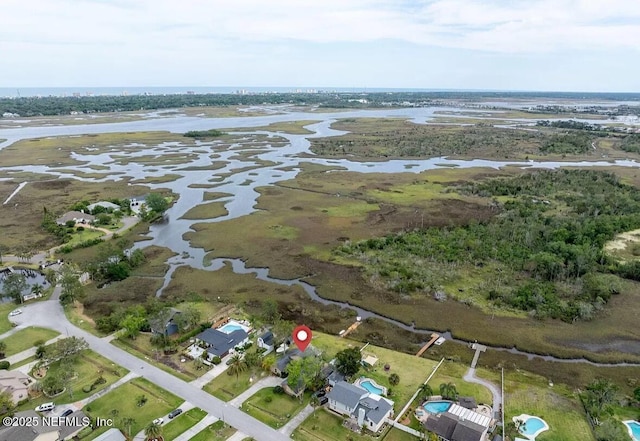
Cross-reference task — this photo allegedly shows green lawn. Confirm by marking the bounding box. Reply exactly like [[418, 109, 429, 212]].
[[1, 327, 59, 357], [81, 378, 182, 440], [294, 409, 380, 441], [16, 350, 128, 411], [242, 387, 308, 429], [111, 335, 199, 382], [162, 407, 207, 441], [66, 229, 105, 247], [313, 332, 439, 412], [64, 304, 106, 337], [0, 302, 18, 334], [189, 420, 236, 441], [10, 355, 35, 369], [204, 368, 270, 401], [426, 361, 493, 406], [479, 368, 594, 441]]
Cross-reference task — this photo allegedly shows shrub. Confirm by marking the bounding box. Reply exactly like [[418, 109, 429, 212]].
[[0, 361, 10, 369], [264, 395, 273, 403], [211, 356, 222, 365], [273, 386, 284, 395], [76, 226, 85, 232]]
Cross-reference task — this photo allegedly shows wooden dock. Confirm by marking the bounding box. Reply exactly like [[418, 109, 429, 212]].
[[340, 320, 362, 338], [416, 333, 440, 357]]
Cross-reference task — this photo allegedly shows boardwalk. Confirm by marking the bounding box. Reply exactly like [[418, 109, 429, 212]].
[[416, 333, 440, 357]]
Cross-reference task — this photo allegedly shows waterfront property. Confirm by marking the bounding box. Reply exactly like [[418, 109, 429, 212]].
[[217, 318, 251, 335], [421, 402, 494, 441], [326, 380, 394, 433], [55, 210, 95, 225], [257, 330, 275, 353], [513, 414, 549, 440], [623, 420, 640, 441], [190, 327, 249, 361]]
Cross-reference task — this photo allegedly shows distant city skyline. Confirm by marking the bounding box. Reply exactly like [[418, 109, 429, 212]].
[[2, 0, 639, 92]]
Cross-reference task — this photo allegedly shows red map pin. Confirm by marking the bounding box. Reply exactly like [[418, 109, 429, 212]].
[[292, 325, 312, 352]]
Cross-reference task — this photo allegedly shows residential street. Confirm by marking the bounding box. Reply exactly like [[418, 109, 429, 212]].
[[10, 286, 290, 441]]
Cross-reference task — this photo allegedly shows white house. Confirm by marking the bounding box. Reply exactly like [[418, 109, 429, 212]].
[[257, 330, 275, 353], [327, 381, 394, 433]]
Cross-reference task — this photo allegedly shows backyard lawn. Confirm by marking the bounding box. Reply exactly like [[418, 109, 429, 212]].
[[426, 361, 493, 405], [18, 350, 128, 411], [242, 387, 309, 429], [81, 378, 182, 440], [1, 326, 59, 357], [189, 420, 236, 441], [204, 367, 270, 401], [479, 368, 594, 441], [313, 332, 439, 412], [161, 407, 207, 441], [294, 409, 385, 441]]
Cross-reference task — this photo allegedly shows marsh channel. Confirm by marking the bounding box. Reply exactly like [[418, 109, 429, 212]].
[[1, 105, 638, 366]]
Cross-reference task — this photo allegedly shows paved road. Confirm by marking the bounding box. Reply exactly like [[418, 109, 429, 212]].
[[11, 287, 290, 441]]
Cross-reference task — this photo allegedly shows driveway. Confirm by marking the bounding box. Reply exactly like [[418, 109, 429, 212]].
[[463, 368, 502, 415], [12, 289, 289, 441]]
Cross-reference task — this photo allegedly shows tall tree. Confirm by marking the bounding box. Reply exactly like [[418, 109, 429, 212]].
[[419, 383, 434, 400], [2, 273, 27, 303], [59, 266, 84, 305], [227, 354, 247, 384], [583, 378, 618, 417], [439, 382, 458, 400], [120, 314, 147, 340], [286, 356, 324, 400], [0, 391, 15, 416], [145, 193, 169, 214], [335, 347, 362, 378], [173, 305, 201, 332]]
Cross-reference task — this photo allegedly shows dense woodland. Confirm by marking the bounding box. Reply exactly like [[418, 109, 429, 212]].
[[337, 170, 640, 322], [1, 91, 639, 117]]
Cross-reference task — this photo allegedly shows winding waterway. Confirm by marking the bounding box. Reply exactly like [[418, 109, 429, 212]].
[[1, 106, 638, 366]]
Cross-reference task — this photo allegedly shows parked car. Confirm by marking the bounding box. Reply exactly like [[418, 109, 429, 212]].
[[60, 409, 73, 417], [314, 390, 326, 398], [35, 402, 55, 412], [168, 408, 183, 419], [319, 397, 328, 406], [152, 418, 164, 425], [9, 309, 22, 317]]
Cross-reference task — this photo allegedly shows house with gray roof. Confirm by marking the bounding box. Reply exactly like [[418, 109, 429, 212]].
[[195, 328, 249, 360], [327, 381, 394, 433], [257, 330, 274, 353], [0, 410, 88, 441], [423, 406, 491, 441], [56, 211, 95, 225], [271, 346, 320, 377], [91, 428, 126, 441], [87, 201, 120, 212]]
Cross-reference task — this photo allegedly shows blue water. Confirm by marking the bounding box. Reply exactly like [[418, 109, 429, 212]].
[[360, 381, 384, 395], [519, 417, 546, 436], [218, 323, 243, 334], [423, 401, 452, 414], [625, 421, 640, 441]]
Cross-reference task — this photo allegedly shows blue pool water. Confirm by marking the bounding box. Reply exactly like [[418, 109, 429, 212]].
[[423, 401, 452, 414], [625, 421, 640, 441], [218, 323, 243, 334], [519, 417, 546, 436], [360, 380, 384, 395]]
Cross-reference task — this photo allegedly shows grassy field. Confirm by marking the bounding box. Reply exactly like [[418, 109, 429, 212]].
[[180, 201, 228, 220], [204, 366, 271, 401], [82, 377, 182, 440], [242, 387, 309, 428], [64, 229, 105, 247], [426, 361, 493, 406], [222, 120, 321, 135], [0, 302, 19, 334], [18, 350, 127, 411], [479, 368, 594, 441], [294, 409, 388, 441], [1, 327, 59, 356], [161, 407, 207, 441], [111, 335, 198, 382], [309, 118, 636, 162], [189, 420, 236, 441]]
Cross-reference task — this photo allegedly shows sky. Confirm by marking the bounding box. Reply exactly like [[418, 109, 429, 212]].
[[1, 0, 639, 92]]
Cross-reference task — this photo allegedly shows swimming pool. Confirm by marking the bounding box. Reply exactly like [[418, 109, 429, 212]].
[[360, 380, 384, 395], [423, 401, 452, 414], [354, 377, 387, 396], [217, 319, 250, 335], [514, 414, 549, 439], [623, 421, 640, 441]]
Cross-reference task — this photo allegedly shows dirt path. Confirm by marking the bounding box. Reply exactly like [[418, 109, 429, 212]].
[[604, 228, 640, 252]]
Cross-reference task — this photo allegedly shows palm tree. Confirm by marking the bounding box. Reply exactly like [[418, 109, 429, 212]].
[[227, 354, 248, 384], [389, 373, 400, 386], [439, 382, 458, 400], [31, 283, 44, 298], [144, 421, 163, 441], [261, 354, 276, 372], [419, 383, 434, 401], [120, 417, 136, 439]]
